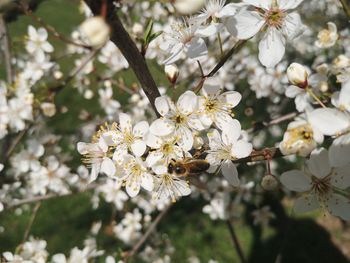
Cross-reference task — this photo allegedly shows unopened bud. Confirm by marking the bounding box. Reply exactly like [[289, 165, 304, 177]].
[[165, 64, 179, 84], [173, 0, 205, 14], [261, 174, 279, 191], [287, 63, 308, 89], [132, 23, 143, 38], [80, 16, 110, 47], [40, 102, 56, 117]]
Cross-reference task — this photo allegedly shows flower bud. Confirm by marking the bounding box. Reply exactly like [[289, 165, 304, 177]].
[[173, 0, 205, 14], [80, 16, 110, 47], [287, 63, 308, 89], [261, 174, 279, 191], [165, 64, 179, 84], [132, 23, 143, 38], [40, 102, 56, 117]]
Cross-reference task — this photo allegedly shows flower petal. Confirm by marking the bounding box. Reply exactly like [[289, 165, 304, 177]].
[[131, 140, 147, 157], [119, 112, 132, 132], [226, 10, 264, 39], [329, 134, 350, 167], [100, 158, 116, 177], [218, 91, 242, 108], [294, 194, 320, 213], [258, 28, 286, 68], [186, 37, 208, 60], [155, 96, 170, 116], [327, 194, 350, 220], [176, 90, 198, 115], [150, 118, 174, 136], [126, 178, 141, 197], [277, 0, 303, 10], [176, 126, 193, 151], [231, 140, 253, 159], [221, 161, 240, 186], [306, 148, 331, 178], [141, 173, 154, 191], [280, 170, 312, 192], [331, 165, 350, 189], [133, 121, 149, 137]]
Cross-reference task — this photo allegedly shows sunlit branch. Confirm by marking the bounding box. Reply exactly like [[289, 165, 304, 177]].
[[339, 0, 350, 18], [0, 15, 13, 84]]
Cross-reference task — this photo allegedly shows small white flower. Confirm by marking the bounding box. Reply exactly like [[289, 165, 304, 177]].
[[286, 62, 308, 88], [198, 81, 242, 130], [280, 148, 350, 220], [227, 0, 304, 67], [206, 122, 252, 186], [173, 0, 205, 15], [279, 118, 323, 157], [118, 155, 154, 197], [98, 86, 121, 117], [79, 16, 110, 47], [98, 179, 128, 210], [77, 137, 116, 182], [26, 25, 54, 61], [161, 21, 207, 64], [152, 164, 191, 202], [315, 22, 338, 48], [150, 91, 204, 151]]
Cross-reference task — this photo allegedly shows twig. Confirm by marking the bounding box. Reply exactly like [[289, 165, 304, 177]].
[[233, 147, 283, 164], [194, 40, 247, 93], [5, 184, 97, 209], [123, 204, 172, 261], [19, 4, 92, 49], [225, 219, 247, 263], [247, 112, 298, 133], [84, 0, 161, 117], [22, 202, 41, 243], [0, 14, 13, 84], [339, 0, 350, 17]]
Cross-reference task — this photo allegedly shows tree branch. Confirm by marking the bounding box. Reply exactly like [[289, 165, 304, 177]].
[[0, 14, 13, 84], [339, 0, 350, 17], [83, 0, 161, 116], [226, 219, 247, 263]]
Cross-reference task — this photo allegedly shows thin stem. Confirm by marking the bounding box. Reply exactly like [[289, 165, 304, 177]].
[[306, 88, 327, 108], [217, 32, 224, 57], [22, 202, 41, 243], [339, 0, 350, 17], [225, 219, 247, 263], [123, 204, 172, 261]]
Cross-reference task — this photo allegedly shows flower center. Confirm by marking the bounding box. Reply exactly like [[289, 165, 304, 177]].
[[311, 175, 332, 200], [172, 113, 187, 126], [287, 125, 314, 146], [264, 8, 286, 28], [205, 99, 219, 113], [161, 143, 174, 155], [318, 29, 331, 43]]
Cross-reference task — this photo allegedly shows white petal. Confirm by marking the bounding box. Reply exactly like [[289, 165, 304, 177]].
[[282, 12, 303, 39], [126, 179, 141, 197], [133, 121, 149, 137], [155, 96, 170, 116], [221, 161, 240, 186], [215, 112, 239, 131], [100, 158, 116, 177], [329, 134, 350, 167], [221, 119, 242, 145], [186, 37, 207, 60], [327, 194, 350, 220], [278, 0, 303, 10], [150, 119, 174, 136], [226, 10, 264, 39], [285, 85, 303, 98], [294, 194, 320, 213], [119, 112, 132, 132], [258, 28, 286, 68], [231, 140, 253, 159], [37, 27, 48, 41], [131, 140, 147, 157], [188, 115, 205, 131], [217, 3, 239, 17], [243, 0, 272, 9], [208, 129, 222, 150], [308, 108, 350, 136], [177, 90, 198, 115], [163, 42, 184, 64], [176, 127, 193, 151], [98, 137, 109, 153], [174, 179, 191, 196], [144, 132, 162, 149], [141, 173, 154, 191], [113, 145, 128, 165], [218, 91, 242, 108], [338, 81, 350, 112], [306, 148, 331, 179], [89, 164, 100, 183], [331, 165, 350, 189], [146, 151, 164, 167], [196, 23, 222, 37], [280, 170, 312, 192]]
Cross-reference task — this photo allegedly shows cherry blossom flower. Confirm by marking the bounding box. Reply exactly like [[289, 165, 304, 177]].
[[26, 26, 54, 61], [226, 0, 304, 67], [315, 22, 338, 48], [280, 148, 350, 220], [150, 91, 205, 151], [206, 122, 252, 186], [98, 179, 128, 210], [279, 118, 324, 157], [152, 164, 191, 202], [161, 21, 208, 64], [198, 81, 242, 130], [118, 155, 154, 197], [77, 137, 116, 182]]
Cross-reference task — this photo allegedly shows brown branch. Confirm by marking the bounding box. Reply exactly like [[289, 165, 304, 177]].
[[339, 0, 350, 17], [247, 112, 298, 133], [84, 0, 161, 117], [0, 14, 13, 84], [19, 4, 92, 49], [194, 40, 247, 93], [226, 219, 247, 263], [123, 204, 172, 261], [233, 147, 283, 164], [22, 202, 41, 243]]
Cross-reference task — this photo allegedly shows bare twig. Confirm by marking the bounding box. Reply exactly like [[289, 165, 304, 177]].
[[247, 112, 298, 133], [19, 4, 92, 49], [123, 204, 172, 261], [339, 0, 350, 17], [0, 14, 13, 84], [226, 219, 247, 263], [84, 0, 161, 116], [22, 202, 41, 243]]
